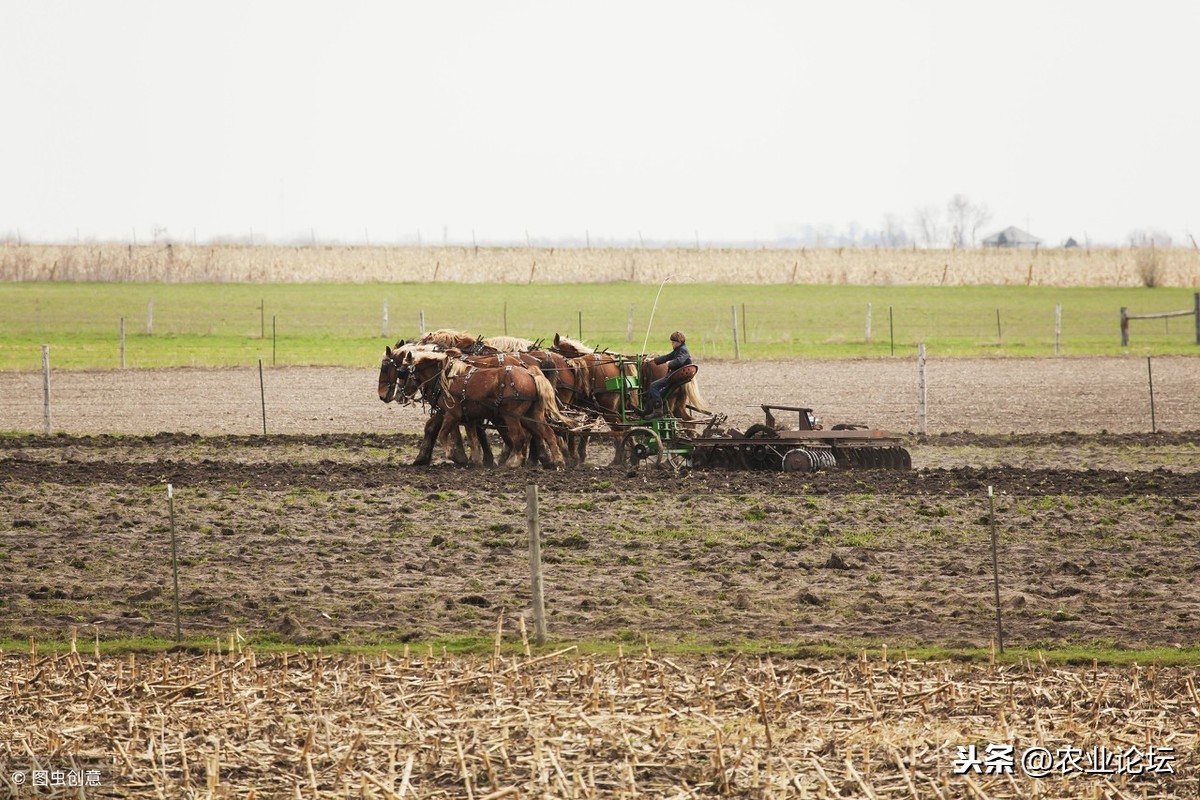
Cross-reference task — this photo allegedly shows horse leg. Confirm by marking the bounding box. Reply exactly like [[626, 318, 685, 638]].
[[463, 420, 486, 467], [571, 432, 588, 467], [598, 396, 628, 466], [475, 422, 496, 467], [532, 419, 566, 469], [492, 419, 514, 465], [413, 411, 441, 466], [503, 414, 529, 468], [437, 407, 469, 465], [527, 428, 543, 467]]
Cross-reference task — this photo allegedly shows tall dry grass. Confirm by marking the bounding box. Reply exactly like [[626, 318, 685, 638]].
[[2, 242, 1199, 286]]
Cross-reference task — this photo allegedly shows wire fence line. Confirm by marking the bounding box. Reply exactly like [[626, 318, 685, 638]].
[[2, 357, 1198, 439]]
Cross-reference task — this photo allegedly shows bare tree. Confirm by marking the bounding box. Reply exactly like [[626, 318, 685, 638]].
[[946, 194, 992, 248], [1128, 228, 1173, 248], [912, 205, 942, 248], [880, 213, 909, 247]]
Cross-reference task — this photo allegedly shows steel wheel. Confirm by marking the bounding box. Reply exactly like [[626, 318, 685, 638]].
[[619, 427, 663, 468]]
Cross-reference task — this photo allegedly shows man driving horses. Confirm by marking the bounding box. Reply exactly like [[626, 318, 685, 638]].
[[645, 331, 692, 415]]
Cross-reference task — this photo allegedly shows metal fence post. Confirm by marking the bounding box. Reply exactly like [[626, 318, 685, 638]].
[[918, 343, 927, 436]]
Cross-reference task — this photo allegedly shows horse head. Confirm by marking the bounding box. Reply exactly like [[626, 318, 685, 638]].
[[378, 346, 405, 403]]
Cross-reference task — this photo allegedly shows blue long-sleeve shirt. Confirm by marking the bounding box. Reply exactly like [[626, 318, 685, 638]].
[[653, 342, 692, 372]]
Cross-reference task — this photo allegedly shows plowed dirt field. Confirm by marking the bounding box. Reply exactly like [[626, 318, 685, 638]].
[[1, 357, 1198, 651]]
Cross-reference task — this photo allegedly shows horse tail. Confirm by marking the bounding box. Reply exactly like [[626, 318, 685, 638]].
[[569, 357, 592, 400], [622, 359, 640, 407], [531, 370, 567, 423], [682, 379, 707, 415]]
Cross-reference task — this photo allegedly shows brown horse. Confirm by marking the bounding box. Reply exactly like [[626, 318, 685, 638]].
[[416, 329, 600, 465], [401, 350, 566, 468], [378, 345, 496, 466], [550, 334, 639, 423]]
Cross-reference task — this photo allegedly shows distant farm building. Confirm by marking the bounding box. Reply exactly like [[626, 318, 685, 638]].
[[982, 226, 1042, 249]]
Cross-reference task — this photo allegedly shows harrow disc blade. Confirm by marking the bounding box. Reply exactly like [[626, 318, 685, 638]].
[[781, 448, 815, 473]]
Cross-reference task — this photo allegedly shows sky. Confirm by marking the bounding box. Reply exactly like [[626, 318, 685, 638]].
[[2, 1, 1198, 248]]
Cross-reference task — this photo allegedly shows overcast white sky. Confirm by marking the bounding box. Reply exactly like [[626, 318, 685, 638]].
[[3, 1, 1198, 247]]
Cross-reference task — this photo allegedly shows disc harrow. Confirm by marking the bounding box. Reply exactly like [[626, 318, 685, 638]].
[[618, 403, 912, 474]]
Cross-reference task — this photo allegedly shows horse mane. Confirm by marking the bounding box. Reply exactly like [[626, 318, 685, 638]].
[[443, 358, 471, 378], [482, 335, 535, 353], [419, 329, 475, 349], [553, 335, 594, 355], [392, 342, 443, 362], [408, 350, 451, 368]]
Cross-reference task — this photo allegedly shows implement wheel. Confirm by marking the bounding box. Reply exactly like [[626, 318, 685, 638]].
[[619, 427, 663, 469]]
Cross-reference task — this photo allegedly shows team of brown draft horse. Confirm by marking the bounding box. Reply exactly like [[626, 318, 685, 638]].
[[376, 330, 706, 468]]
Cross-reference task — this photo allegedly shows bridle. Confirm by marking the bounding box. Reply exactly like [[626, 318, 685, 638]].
[[380, 356, 405, 404]]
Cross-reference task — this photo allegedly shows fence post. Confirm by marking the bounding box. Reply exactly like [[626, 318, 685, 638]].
[[168, 484, 182, 643], [988, 486, 1003, 654], [626, 304, 634, 343], [1194, 293, 1199, 344], [865, 303, 872, 344], [381, 300, 389, 339], [1055, 304, 1062, 356], [731, 306, 740, 359], [918, 343, 927, 436], [889, 306, 895, 356], [41, 344, 51, 435], [419, 309, 426, 336], [1120, 307, 1129, 346], [147, 298, 154, 336], [258, 357, 267, 435], [526, 485, 547, 647], [120, 318, 126, 369], [1147, 355, 1157, 434]]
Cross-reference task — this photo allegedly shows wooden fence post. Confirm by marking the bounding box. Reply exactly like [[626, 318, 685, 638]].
[[168, 484, 182, 643], [120, 318, 126, 368], [1194, 293, 1199, 344], [989, 486, 1003, 654], [526, 485, 547, 646], [41, 344, 51, 435], [1054, 304, 1062, 356], [1120, 307, 1129, 346], [865, 303, 872, 344]]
